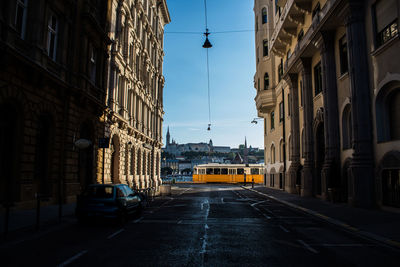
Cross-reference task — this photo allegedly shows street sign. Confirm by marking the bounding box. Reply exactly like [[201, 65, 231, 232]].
[[99, 137, 110, 148]]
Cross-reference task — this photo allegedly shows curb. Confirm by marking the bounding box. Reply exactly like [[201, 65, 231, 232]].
[[242, 186, 400, 251]]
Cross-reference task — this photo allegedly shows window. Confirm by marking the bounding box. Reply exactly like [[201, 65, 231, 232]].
[[314, 62, 322, 96], [214, 168, 221, 175], [264, 73, 269, 90], [339, 35, 348, 75], [262, 7, 267, 24], [312, 2, 320, 19], [279, 140, 284, 162], [271, 145, 275, 163], [271, 111, 275, 130], [206, 168, 213, 174], [297, 29, 304, 42], [47, 13, 58, 61], [279, 102, 284, 122], [251, 168, 259, 175], [237, 168, 244, 175], [374, 0, 398, 47], [342, 105, 352, 150], [221, 168, 228, 175], [89, 44, 96, 83], [278, 59, 283, 81], [15, 0, 28, 39], [263, 39, 269, 57]]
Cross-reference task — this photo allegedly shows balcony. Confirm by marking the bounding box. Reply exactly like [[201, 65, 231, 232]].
[[255, 89, 277, 114]]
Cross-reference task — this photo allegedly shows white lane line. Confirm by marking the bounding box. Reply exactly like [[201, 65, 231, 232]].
[[221, 197, 224, 203], [250, 200, 269, 207], [279, 225, 290, 233], [57, 250, 88, 267], [132, 217, 143, 223], [318, 243, 376, 247], [177, 220, 183, 224], [107, 229, 125, 239], [297, 239, 318, 254]]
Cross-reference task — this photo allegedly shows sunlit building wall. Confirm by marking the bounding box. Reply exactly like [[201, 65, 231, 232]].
[[104, 0, 170, 191], [254, 0, 400, 208]]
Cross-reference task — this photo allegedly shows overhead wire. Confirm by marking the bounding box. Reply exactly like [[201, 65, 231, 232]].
[[204, 0, 212, 131]]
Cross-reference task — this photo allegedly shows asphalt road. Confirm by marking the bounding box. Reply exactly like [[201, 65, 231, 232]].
[[1, 184, 398, 266]]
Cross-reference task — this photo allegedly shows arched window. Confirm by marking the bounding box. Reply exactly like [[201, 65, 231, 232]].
[[130, 147, 135, 175], [264, 73, 269, 90], [389, 89, 400, 140], [376, 85, 400, 142], [262, 7, 267, 24], [279, 140, 284, 162], [263, 39, 268, 57], [342, 104, 352, 150], [271, 144, 276, 163]]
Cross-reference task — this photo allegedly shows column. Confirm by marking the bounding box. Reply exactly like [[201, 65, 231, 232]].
[[344, 1, 374, 207], [299, 58, 314, 197], [285, 74, 300, 194], [319, 31, 340, 201]]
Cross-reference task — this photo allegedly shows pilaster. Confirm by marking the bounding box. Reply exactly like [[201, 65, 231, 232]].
[[343, 0, 374, 207], [319, 31, 341, 201], [299, 58, 314, 197], [285, 73, 300, 194]]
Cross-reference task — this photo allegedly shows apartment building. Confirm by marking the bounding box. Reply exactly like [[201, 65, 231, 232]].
[[254, 0, 400, 208], [104, 0, 170, 191], [0, 0, 109, 208]]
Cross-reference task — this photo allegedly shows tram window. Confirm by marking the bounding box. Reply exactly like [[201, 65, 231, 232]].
[[206, 168, 213, 174], [201, 169, 206, 174], [251, 168, 259, 175], [214, 168, 221, 174], [237, 168, 244, 175], [228, 169, 235, 175], [221, 168, 228, 175], [194, 169, 198, 174]]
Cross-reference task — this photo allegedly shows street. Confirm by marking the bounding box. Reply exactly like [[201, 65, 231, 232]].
[[1, 184, 398, 267]]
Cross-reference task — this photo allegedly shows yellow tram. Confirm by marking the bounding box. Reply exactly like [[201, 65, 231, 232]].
[[192, 163, 265, 184]]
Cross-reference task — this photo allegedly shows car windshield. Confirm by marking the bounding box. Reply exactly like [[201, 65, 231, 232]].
[[83, 186, 114, 199]]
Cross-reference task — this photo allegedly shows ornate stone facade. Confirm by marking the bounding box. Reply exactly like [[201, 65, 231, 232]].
[[102, 0, 170, 191], [0, 0, 109, 208], [254, 0, 400, 208]]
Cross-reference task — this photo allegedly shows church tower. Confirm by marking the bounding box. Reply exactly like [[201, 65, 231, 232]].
[[166, 126, 171, 146]]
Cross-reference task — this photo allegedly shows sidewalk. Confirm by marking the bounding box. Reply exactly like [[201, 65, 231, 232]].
[[243, 185, 400, 250], [0, 203, 76, 235]]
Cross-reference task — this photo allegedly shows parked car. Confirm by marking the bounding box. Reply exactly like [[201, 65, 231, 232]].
[[76, 184, 142, 223]]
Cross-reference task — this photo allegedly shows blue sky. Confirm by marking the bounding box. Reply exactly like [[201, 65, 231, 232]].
[[162, 0, 263, 148]]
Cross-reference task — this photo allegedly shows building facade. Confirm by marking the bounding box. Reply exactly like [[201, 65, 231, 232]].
[[103, 0, 170, 191], [0, 0, 109, 208], [254, 0, 400, 208]]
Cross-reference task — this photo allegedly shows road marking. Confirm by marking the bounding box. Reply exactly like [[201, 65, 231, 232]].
[[132, 217, 143, 223], [318, 243, 376, 247], [177, 220, 183, 224], [107, 229, 125, 239], [279, 225, 290, 233], [58, 250, 88, 267], [250, 200, 269, 207], [297, 239, 318, 254], [221, 197, 224, 203]]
